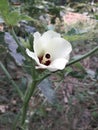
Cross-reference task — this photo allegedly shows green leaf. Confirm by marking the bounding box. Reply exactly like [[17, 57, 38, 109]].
[[67, 28, 77, 35], [64, 67, 73, 76], [74, 62, 86, 72], [64, 34, 86, 42], [69, 71, 86, 79], [92, 111, 98, 121], [0, 0, 34, 26], [19, 14, 34, 22], [20, 37, 30, 48], [0, 0, 9, 13], [4, 11, 34, 26], [95, 15, 98, 20], [6, 11, 20, 26]]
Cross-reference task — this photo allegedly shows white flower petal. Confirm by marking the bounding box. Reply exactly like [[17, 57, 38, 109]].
[[26, 48, 39, 63], [47, 58, 68, 71], [35, 64, 47, 69], [33, 31, 61, 57], [33, 32, 41, 41], [26, 49, 49, 68], [44, 37, 72, 60], [33, 31, 72, 59], [26, 30, 72, 72], [36, 58, 68, 72], [42, 30, 61, 39], [33, 32, 44, 56]]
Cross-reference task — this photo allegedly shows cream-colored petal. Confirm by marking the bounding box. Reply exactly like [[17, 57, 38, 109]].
[[26, 48, 39, 63], [33, 31, 61, 56], [44, 37, 72, 60], [35, 64, 47, 69], [27, 30, 72, 72], [26, 48, 68, 71], [47, 58, 68, 71], [26, 49, 48, 68], [42, 30, 61, 39], [33, 32, 45, 56], [33, 32, 41, 41], [36, 58, 68, 72]]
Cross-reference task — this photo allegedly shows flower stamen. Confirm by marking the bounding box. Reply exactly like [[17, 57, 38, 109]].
[[45, 53, 50, 59]]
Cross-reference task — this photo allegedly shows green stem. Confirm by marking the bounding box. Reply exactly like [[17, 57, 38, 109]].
[[9, 27, 25, 55], [9, 27, 38, 127], [21, 81, 37, 126], [0, 61, 23, 99], [67, 46, 98, 66], [12, 111, 21, 130]]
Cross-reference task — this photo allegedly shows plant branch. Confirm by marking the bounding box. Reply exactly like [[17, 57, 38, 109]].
[[0, 61, 23, 99], [9, 27, 25, 55], [67, 46, 98, 66], [21, 81, 37, 126]]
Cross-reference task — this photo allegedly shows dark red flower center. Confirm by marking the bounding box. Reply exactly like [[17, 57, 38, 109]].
[[38, 53, 51, 66]]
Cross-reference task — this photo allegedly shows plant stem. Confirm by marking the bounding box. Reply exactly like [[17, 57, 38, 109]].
[[67, 46, 98, 66], [9, 27, 38, 128], [0, 61, 23, 99], [12, 111, 21, 130], [9, 27, 25, 55], [21, 81, 37, 126]]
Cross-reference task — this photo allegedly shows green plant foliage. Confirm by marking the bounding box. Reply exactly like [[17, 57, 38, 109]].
[[92, 111, 98, 121], [95, 15, 98, 20], [5, 11, 33, 26], [5, 11, 21, 26], [0, 0, 9, 13], [64, 34, 87, 42], [0, 45, 7, 54], [69, 70, 86, 79], [64, 28, 98, 42], [0, 0, 34, 26]]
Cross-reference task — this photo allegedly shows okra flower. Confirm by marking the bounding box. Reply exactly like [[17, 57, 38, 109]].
[[26, 30, 72, 71]]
